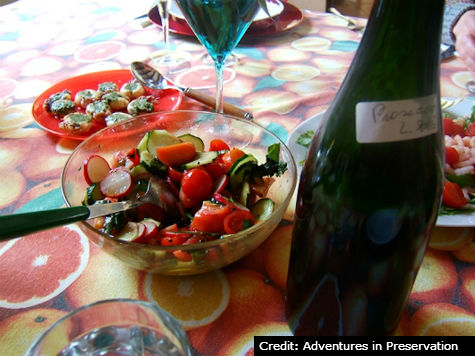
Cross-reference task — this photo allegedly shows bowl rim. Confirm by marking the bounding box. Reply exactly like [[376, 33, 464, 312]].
[[61, 110, 297, 252]]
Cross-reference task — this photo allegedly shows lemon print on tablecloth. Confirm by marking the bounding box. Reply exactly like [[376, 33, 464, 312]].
[[175, 65, 236, 90], [235, 59, 272, 78], [452, 242, 475, 263], [218, 322, 292, 356], [0, 103, 34, 131], [452, 71, 474, 91], [21, 56, 64, 77], [144, 271, 230, 329], [272, 64, 320, 82], [429, 226, 474, 251], [459, 266, 475, 312], [0, 78, 17, 102], [243, 90, 299, 114], [291, 37, 331, 52], [74, 41, 126, 63], [0, 170, 26, 210], [267, 47, 310, 62], [410, 249, 457, 305], [410, 303, 475, 336], [66, 247, 141, 308], [0, 308, 69, 356]]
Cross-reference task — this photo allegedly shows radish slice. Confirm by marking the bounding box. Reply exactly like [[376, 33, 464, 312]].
[[84, 154, 110, 185], [141, 220, 160, 240], [136, 222, 147, 239], [213, 174, 229, 194], [99, 168, 133, 198]]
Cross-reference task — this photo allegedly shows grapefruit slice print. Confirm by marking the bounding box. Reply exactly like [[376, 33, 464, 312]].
[[0, 225, 89, 309]]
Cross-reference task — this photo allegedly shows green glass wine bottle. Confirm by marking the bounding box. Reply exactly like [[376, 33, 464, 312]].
[[285, 0, 445, 336]]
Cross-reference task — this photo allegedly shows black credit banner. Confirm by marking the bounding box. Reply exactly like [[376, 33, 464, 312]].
[[254, 336, 472, 355]]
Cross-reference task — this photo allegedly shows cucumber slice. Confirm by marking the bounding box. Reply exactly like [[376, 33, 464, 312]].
[[136, 132, 149, 154], [116, 222, 139, 242], [238, 181, 251, 207], [137, 130, 181, 156], [82, 183, 104, 205], [129, 164, 151, 179], [140, 151, 167, 175], [250, 198, 275, 221], [228, 154, 258, 191], [180, 151, 219, 170], [178, 133, 205, 151]]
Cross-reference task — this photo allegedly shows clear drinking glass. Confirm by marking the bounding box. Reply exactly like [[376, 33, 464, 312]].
[[25, 299, 192, 356], [175, 0, 261, 113], [155, 0, 190, 73]]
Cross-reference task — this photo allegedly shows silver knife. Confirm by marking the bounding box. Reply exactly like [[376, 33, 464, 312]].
[[0, 200, 146, 241]]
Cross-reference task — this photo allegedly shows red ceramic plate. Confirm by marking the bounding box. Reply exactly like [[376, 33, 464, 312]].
[[148, 2, 303, 38], [32, 70, 182, 141]]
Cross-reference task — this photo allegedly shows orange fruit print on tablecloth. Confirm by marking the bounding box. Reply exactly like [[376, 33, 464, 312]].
[[0, 225, 89, 309]]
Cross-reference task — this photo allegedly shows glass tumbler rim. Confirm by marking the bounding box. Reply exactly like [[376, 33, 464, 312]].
[[25, 298, 192, 356]]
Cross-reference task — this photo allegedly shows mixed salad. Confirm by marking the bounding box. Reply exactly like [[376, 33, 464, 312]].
[[295, 101, 475, 216], [81, 129, 287, 255], [441, 101, 475, 215]]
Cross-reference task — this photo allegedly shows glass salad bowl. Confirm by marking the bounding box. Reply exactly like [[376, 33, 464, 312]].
[[61, 110, 297, 275]]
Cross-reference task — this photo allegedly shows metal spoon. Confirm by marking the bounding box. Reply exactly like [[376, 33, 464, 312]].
[[130, 61, 253, 120], [0, 177, 173, 241], [329, 7, 365, 32]]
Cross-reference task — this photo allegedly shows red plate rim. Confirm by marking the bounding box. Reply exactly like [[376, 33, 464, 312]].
[[147, 2, 304, 38], [32, 69, 182, 141]]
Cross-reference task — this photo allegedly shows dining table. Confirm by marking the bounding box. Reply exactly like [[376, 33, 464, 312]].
[[0, 0, 474, 354]]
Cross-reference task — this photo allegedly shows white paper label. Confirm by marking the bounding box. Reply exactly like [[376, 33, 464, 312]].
[[356, 94, 439, 143]]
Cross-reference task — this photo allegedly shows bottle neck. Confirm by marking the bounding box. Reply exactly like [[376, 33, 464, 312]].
[[340, 0, 444, 100], [360, 0, 444, 67]]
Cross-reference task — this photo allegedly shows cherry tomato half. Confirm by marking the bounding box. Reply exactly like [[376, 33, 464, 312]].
[[168, 166, 184, 183], [445, 146, 459, 166], [223, 209, 256, 234], [190, 201, 233, 233], [161, 231, 189, 246], [209, 139, 230, 151], [205, 157, 227, 179], [221, 148, 245, 172], [181, 168, 213, 201], [442, 181, 467, 208]]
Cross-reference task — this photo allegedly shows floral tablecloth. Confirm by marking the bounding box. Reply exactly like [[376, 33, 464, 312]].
[[0, 0, 474, 354]]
